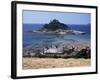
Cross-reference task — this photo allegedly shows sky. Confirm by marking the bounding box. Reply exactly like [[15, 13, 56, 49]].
[[23, 10, 91, 25]]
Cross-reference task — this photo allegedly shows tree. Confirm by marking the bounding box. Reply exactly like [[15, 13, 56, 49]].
[[74, 47, 91, 58], [42, 19, 69, 31]]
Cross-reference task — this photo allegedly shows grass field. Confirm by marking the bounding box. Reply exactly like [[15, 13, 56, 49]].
[[22, 58, 91, 69]]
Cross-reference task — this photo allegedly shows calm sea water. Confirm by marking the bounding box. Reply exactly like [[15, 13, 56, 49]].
[[23, 24, 91, 48]]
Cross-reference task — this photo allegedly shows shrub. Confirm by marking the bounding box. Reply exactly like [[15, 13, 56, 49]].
[[74, 48, 91, 59]]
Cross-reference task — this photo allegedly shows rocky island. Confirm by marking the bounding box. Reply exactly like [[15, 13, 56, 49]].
[[30, 19, 85, 35]]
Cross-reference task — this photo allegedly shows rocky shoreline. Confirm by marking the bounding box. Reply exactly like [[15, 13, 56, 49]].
[[23, 41, 91, 59], [29, 29, 86, 35]]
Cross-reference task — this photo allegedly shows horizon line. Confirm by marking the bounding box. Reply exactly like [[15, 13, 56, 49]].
[[23, 23, 91, 25]]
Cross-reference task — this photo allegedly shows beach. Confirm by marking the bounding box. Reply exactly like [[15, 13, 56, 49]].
[[22, 40, 91, 69], [23, 58, 91, 69]]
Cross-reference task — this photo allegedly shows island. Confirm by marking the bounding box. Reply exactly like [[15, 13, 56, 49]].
[[30, 19, 85, 35]]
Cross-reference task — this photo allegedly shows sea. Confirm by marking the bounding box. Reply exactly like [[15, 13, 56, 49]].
[[23, 24, 91, 48]]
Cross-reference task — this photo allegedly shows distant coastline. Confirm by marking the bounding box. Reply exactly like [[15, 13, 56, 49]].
[[27, 19, 90, 35], [29, 29, 86, 35], [23, 24, 90, 34]]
